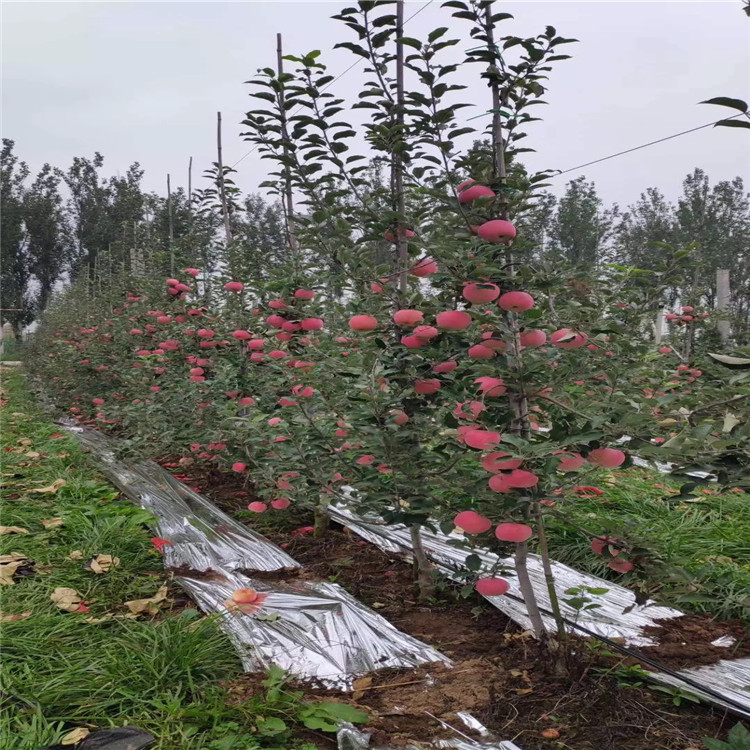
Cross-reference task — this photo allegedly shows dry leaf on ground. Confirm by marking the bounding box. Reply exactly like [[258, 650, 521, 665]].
[[89, 554, 120, 574], [0, 552, 28, 563], [352, 675, 373, 700], [125, 585, 169, 615], [67, 550, 84, 561], [0, 610, 32, 622], [0, 526, 29, 535], [61, 727, 90, 745], [41, 518, 63, 529], [31, 479, 66, 494], [50, 587, 88, 613], [84, 612, 139, 624], [17, 438, 32, 447], [25, 451, 41, 459], [0, 561, 24, 585]]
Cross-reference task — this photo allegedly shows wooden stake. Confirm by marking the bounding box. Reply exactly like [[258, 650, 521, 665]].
[[654, 307, 664, 345], [484, 4, 508, 219], [716, 269, 731, 345], [167, 173, 175, 275], [485, 1, 547, 643], [394, 0, 408, 298], [276, 34, 299, 260], [216, 112, 233, 245], [187, 156, 193, 225]]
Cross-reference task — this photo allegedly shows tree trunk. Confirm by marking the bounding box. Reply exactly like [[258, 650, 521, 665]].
[[410, 525, 435, 599]]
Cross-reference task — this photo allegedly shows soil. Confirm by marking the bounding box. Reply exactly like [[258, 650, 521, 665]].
[[163, 461, 746, 748], [642, 613, 750, 670]]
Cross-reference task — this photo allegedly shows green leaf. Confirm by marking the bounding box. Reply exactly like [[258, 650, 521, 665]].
[[703, 721, 750, 749], [708, 353, 750, 367], [315, 701, 368, 724], [399, 37, 422, 50], [715, 119, 750, 130], [701, 97, 748, 113], [255, 716, 287, 736], [301, 715, 338, 732]]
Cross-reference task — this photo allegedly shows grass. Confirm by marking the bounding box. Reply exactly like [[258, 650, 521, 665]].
[[543, 467, 750, 621], [0, 367, 327, 750]]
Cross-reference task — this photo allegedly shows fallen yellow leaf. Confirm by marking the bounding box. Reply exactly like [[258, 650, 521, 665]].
[[24, 451, 41, 459], [61, 727, 90, 745], [0, 552, 27, 563], [125, 585, 169, 615], [0, 526, 29, 535], [0, 561, 24, 585], [67, 550, 84, 561], [89, 554, 120, 574], [41, 518, 63, 529], [50, 587, 86, 613], [31, 479, 66, 494], [352, 675, 373, 700], [85, 612, 139, 624], [17, 438, 32, 447], [0, 610, 32, 622]]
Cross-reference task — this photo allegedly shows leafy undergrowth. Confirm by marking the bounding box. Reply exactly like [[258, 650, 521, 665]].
[[542, 467, 750, 621], [0, 367, 336, 750]]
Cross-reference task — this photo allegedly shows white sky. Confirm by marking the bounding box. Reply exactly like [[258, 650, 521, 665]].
[[3, 1, 749, 209]]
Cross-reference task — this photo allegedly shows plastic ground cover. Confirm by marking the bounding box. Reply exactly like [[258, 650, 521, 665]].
[[67, 426, 447, 685], [327, 500, 750, 720], [66, 426, 524, 748], [327, 501, 682, 646]]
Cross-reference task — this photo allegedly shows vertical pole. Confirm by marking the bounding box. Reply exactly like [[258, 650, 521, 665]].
[[485, 1, 548, 644], [167, 173, 175, 275], [187, 156, 193, 226], [216, 112, 233, 245], [716, 269, 731, 345], [276, 33, 298, 262], [654, 307, 664, 346], [394, 1, 408, 299]]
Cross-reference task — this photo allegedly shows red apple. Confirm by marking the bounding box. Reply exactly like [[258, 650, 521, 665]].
[[349, 315, 378, 331], [550, 328, 588, 349], [394, 309, 424, 327], [476, 219, 517, 244], [468, 344, 495, 359], [475, 577, 510, 596], [454, 510, 492, 534], [587, 448, 626, 468], [463, 282, 500, 304], [482, 452, 522, 473], [414, 378, 441, 395], [498, 291, 534, 312], [495, 522, 533, 542], [436, 310, 472, 330]]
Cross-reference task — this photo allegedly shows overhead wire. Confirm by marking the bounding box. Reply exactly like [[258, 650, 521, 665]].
[[551, 112, 746, 179]]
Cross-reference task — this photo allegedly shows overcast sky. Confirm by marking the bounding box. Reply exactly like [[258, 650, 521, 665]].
[[3, 1, 749, 210]]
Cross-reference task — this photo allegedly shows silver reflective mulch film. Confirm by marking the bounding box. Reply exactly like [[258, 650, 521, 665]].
[[337, 713, 523, 750], [327, 501, 682, 646], [650, 659, 750, 720], [327, 500, 750, 719], [67, 424, 527, 747], [67, 426, 446, 687]]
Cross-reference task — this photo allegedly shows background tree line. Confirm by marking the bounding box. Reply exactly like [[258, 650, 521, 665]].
[[2, 136, 749, 341]]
